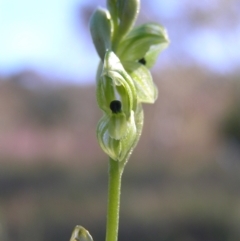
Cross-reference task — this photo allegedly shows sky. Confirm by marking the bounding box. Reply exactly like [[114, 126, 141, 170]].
[[0, 0, 99, 83], [0, 0, 240, 84]]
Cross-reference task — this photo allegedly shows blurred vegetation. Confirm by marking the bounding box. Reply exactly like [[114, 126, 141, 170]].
[[1, 66, 240, 241]]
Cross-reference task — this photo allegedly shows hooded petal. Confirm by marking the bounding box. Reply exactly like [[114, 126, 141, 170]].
[[96, 51, 137, 117]]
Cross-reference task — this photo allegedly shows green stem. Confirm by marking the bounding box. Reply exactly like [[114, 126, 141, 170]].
[[105, 158, 123, 241]]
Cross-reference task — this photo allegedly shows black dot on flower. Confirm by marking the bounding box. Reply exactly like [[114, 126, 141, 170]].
[[138, 58, 146, 65], [110, 100, 122, 114]]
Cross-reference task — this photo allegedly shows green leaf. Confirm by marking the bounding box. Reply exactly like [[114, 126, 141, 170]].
[[124, 62, 158, 103], [117, 23, 169, 67], [107, 0, 140, 44], [69, 226, 93, 241], [89, 8, 113, 60]]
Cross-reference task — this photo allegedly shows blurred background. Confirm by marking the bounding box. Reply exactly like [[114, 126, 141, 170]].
[[1, 0, 240, 240]]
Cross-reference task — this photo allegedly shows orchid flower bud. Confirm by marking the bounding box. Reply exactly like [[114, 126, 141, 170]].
[[69, 226, 93, 241], [89, 7, 113, 60], [107, 0, 140, 44]]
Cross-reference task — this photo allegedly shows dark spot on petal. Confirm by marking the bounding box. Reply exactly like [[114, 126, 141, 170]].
[[110, 100, 122, 114], [138, 58, 146, 65]]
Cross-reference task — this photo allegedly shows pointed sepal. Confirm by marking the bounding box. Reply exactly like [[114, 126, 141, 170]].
[[107, 0, 140, 42], [116, 0, 140, 40], [120, 103, 144, 164], [89, 8, 113, 60]]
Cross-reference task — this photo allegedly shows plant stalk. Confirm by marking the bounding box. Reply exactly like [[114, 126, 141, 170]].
[[105, 158, 123, 241]]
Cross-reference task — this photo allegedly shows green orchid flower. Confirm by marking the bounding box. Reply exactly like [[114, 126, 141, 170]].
[[89, 0, 170, 165], [97, 103, 143, 162], [97, 110, 136, 161], [96, 50, 137, 119], [96, 50, 143, 162], [90, 1, 169, 106]]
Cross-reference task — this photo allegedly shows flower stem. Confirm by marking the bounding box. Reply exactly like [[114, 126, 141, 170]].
[[105, 158, 123, 241]]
